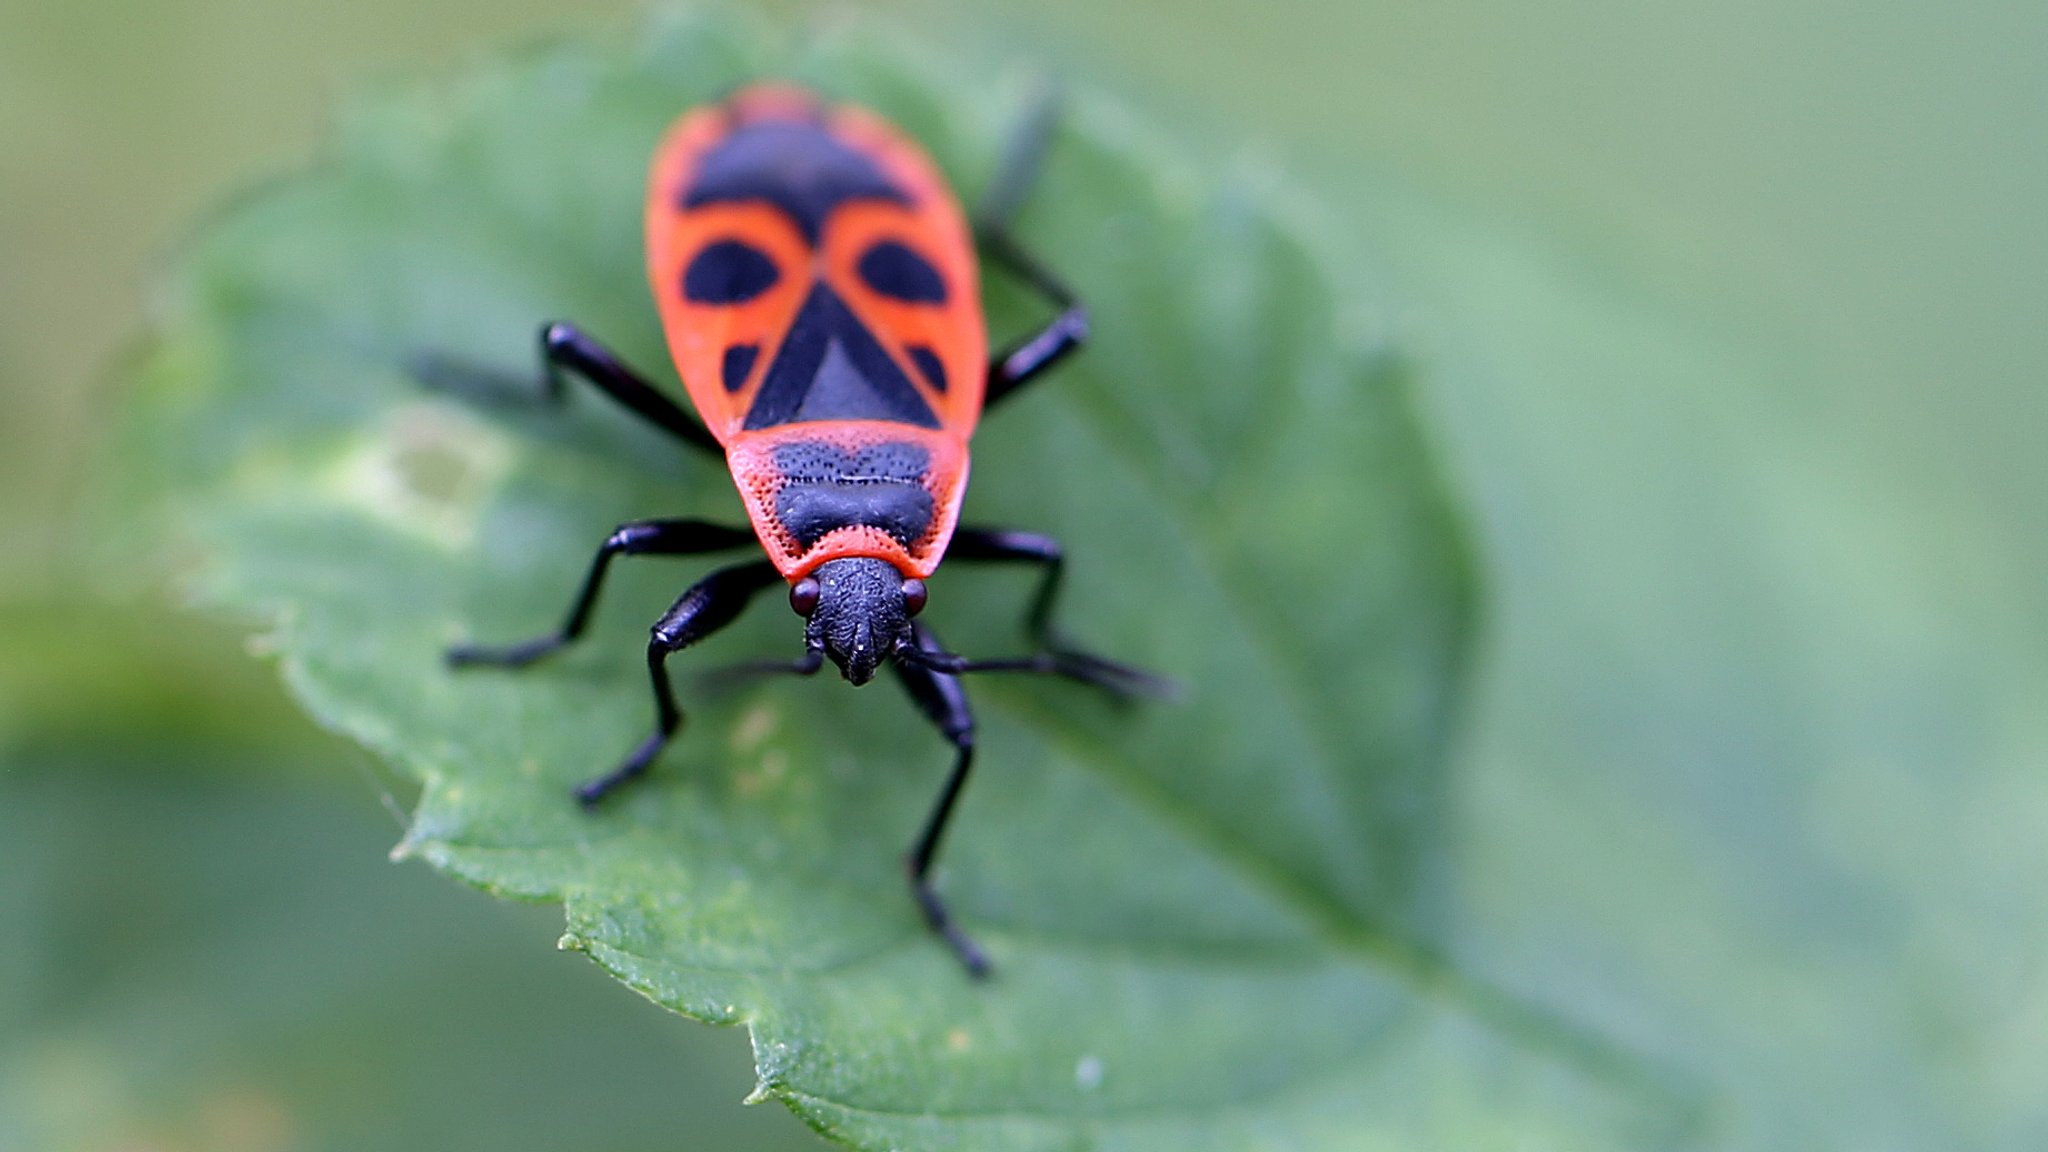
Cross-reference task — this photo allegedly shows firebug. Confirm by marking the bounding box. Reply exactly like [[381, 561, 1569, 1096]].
[[444, 84, 1167, 976]]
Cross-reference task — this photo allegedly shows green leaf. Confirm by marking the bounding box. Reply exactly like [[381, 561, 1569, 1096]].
[[0, 737, 822, 1152], [124, 10, 1686, 1148], [1340, 161, 2048, 1151]]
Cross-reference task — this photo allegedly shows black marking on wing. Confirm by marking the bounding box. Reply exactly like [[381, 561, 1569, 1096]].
[[683, 119, 910, 244], [906, 345, 948, 393], [683, 239, 780, 304], [857, 240, 948, 303], [772, 440, 935, 547], [721, 344, 759, 393], [743, 285, 941, 430]]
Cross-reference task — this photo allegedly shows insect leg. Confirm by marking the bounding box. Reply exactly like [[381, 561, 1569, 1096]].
[[539, 322, 723, 454], [976, 83, 1062, 237], [982, 247, 1088, 409], [576, 558, 784, 806], [447, 519, 756, 668], [690, 647, 825, 694], [948, 526, 1068, 645], [945, 526, 1176, 700], [892, 621, 991, 977], [976, 91, 1089, 410]]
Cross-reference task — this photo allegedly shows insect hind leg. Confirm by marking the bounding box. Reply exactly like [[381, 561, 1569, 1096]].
[[410, 321, 721, 455], [976, 87, 1089, 409], [975, 82, 1063, 237], [537, 322, 722, 454]]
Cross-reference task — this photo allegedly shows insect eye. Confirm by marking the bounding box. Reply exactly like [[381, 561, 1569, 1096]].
[[789, 577, 821, 616], [901, 578, 927, 616]]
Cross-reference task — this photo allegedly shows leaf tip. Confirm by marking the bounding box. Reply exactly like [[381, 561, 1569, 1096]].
[[740, 1082, 775, 1107], [746, 1027, 799, 1106]]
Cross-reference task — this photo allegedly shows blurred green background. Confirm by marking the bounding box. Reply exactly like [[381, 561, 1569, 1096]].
[[3, 0, 2043, 1149]]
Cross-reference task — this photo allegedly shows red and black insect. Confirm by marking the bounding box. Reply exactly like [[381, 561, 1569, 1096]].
[[444, 85, 1166, 975]]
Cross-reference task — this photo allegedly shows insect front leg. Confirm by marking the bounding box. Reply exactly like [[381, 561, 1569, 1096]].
[[945, 526, 1175, 700], [575, 558, 784, 807], [447, 519, 756, 668], [689, 648, 825, 695], [892, 621, 991, 977]]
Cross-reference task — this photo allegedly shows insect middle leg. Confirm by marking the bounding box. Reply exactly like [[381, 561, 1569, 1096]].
[[892, 621, 991, 977], [447, 518, 756, 668], [946, 526, 1174, 699], [975, 91, 1089, 409]]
